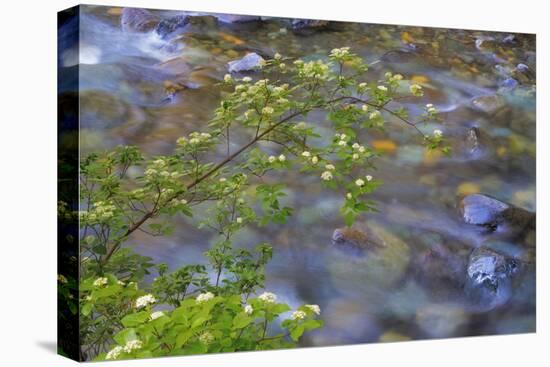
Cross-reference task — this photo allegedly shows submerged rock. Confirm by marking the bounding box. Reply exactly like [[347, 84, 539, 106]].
[[227, 52, 265, 73], [464, 127, 492, 158], [216, 14, 262, 24], [291, 19, 330, 34], [459, 194, 509, 228], [465, 247, 520, 310], [155, 15, 189, 38], [470, 94, 506, 114], [121, 8, 160, 33], [459, 194, 535, 238], [329, 222, 410, 289]]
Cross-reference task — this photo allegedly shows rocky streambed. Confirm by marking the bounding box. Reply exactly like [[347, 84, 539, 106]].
[[68, 5, 536, 345]]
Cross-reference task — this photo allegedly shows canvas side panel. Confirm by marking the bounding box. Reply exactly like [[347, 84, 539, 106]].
[[58, 5, 81, 362]]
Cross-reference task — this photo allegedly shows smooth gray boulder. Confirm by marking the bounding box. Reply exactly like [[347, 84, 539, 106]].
[[227, 53, 265, 73]]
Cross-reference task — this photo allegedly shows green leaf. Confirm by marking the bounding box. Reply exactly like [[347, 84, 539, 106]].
[[114, 328, 137, 345], [121, 311, 150, 327], [232, 312, 253, 329], [290, 324, 305, 341], [81, 302, 92, 316], [175, 330, 193, 349]]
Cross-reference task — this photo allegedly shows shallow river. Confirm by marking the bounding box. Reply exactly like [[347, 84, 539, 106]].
[[71, 6, 536, 346]]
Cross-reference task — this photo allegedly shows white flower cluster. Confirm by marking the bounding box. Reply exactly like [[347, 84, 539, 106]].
[[199, 332, 214, 344], [150, 311, 165, 320], [426, 103, 437, 114], [329, 47, 351, 58], [82, 201, 116, 223], [321, 171, 333, 181], [224, 74, 232, 83], [93, 277, 108, 287], [305, 304, 321, 315], [385, 72, 403, 82], [105, 346, 123, 360], [123, 339, 143, 353], [258, 291, 277, 304], [244, 304, 254, 315], [196, 292, 215, 304], [188, 131, 212, 145], [409, 83, 423, 96], [369, 110, 381, 120], [335, 132, 350, 148], [296, 60, 330, 80], [433, 129, 443, 138], [262, 106, 274, 115], [144, 157, 182, 181], [291, 310, 306, 320], [135, 294, 156, 309], [377, 85, 388, 92], [355, 174, 373, 187]]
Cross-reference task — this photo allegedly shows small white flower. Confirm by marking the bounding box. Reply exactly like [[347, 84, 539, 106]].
[[268, 155, 277, 163], [176, 137, 187, 145], [311, 156, 319, 164], [302, 151, 311, 158], [199, 332, 214, 344], [279, 63, 286, 69], [352, 143, 360, 149], [305, 304, 321, 315], [106, 346, 123, 360], [123, 339, 143, 353], [393, 74, 403, 80], [258, 292, 277, 303], [338, 140, 347, 146], [135, 294, 156, 309], [224, 74, 232, 83], [340, 134, 347, 141], [321, 171, 333, 181], [244, 304, 254, 315], [325, 164, 336, 171], [236, 217, 243, 224], [426, 103, 434, 108], [274, 52, 282, 60], [189, 138, 200, 145], [334, 133, 341, 139], [180, 199, 188, 205], [355, 179, 365, 187], [242, 76, 252, 83], [366, 175, 373, 181], [293, 59, 304, 66], [428, 107, 437, 113], [291, 310, 307, 320], [200, 132, 211, 139], [150, 311, 165, 320], [358, 146, 366, 153], [362, 104, 369, 112], [219, 177, 227, 183], [196, 292, 215, 303], [278, 154, 286, 162], [369, 110, 381, 120], [93, 277, 108, 287], [377, 85, 388, 92], [410, 84, 423, 95], [352, 153, 359, 160], [358, 82, 367, 89], [262, 106, 274, 115], [346, 193, 352, 200], [433, 129, 443, 138]]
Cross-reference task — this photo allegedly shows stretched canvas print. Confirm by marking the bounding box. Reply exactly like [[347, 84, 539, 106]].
[[58, 4, 536, 362]]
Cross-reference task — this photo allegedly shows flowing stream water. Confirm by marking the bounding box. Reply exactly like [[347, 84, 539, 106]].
[[71, 6, 536, 346]]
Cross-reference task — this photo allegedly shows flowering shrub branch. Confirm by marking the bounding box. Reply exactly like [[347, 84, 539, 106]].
[[71, 47, 448, 360]]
